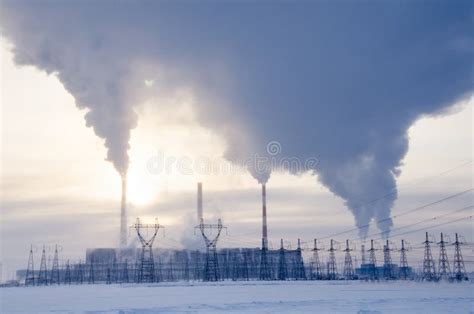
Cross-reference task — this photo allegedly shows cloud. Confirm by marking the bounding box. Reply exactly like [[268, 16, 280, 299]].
[[1, 1, 472, 238]]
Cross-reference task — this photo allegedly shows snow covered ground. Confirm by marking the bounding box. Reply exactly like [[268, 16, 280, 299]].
[[1, 281, 473, 313]]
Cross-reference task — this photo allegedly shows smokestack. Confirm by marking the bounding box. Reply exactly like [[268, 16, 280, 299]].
[[120, 176, 127, 248], [197, 182, 203, 223], [262, 183, 268, 249]]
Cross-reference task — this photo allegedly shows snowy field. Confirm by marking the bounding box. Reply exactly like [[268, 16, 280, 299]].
[[1, 281, 473, 313]]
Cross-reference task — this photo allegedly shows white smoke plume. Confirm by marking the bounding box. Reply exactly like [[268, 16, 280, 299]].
[[1, 1, 472, 238]]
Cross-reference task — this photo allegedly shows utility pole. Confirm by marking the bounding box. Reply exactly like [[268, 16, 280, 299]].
[[25, 245, 35, 286], [278, 239, 288, 280], [422, 232, 436, 281], [437, 233, 451, 281], [452, 233, 467, 281], [399, 239, 410, 280], [133, 217, 164, 283], [343, 240, 354, 280], [327, 239, 337, 280], [196, 218, 226, 281], [368, 240, 378, 280]]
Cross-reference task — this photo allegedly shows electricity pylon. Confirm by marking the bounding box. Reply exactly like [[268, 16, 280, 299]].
[[294, 239, 306, 280], [327, 239, 338, 280], [383, 240, 394, 280], [278, 239, 288, 280], [343, 240, 355, 280], [452, 233, 467, 281], [88, 257, 95, 284], [76, 260, 84, 284], [399, 239, 410, 280], [37, 246, 48, 285], [50, 245, 60, 285], [25, 245, 35, 286], [196, 218, 226, 281], [367, 240, 378, 280], [311, 239, 323, 280], [64, 260, 71, 285], [133, 217, 164, 283], [422, 232, 436, 281], [437, 233, 451, 280]]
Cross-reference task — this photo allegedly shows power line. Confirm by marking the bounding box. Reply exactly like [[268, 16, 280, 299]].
[[318, 188, 473, 240]]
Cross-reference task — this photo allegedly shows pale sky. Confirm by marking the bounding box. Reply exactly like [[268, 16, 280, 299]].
[[1, 35, 473, 280]]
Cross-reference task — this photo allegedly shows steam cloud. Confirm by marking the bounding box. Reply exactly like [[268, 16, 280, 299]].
[[1, 1, 472, 238]]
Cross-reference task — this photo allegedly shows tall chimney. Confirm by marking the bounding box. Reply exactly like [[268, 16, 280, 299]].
[[262, 183, 268, 249], [197, 182, 203, 223], [120, 176, 127, 248]]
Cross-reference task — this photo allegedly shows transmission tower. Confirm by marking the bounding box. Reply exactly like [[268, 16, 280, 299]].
[[361, 244, 366, 265], [367, 240, 378, 280], [343, 240, 354, 280], [422, 232, 436, 281], [133, 217, 164, 283], [294, 239, 306, 280], [196, 218, 226, 281], [37, 246, 48, 285], [25, 245, 35, 286], [452, 233, 467, 281], [383, 240, 394, 280], [88, 257, 95, 284], [50, 245, 60, 285], [76, 261, 84, 284], [399, 239, 410, 280], [278, 239, 288, 280], [121, 259, 129, 283], [437, 232, 451, 280], [64, 260, 71, 285], [311, 239, 323, 280], [327, 239, 338, 280]]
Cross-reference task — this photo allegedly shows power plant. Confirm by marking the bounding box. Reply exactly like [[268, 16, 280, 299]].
[[16, 183, 471, 286]]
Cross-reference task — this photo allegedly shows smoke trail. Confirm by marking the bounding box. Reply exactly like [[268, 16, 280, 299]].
[[1, 1, 472, 238]]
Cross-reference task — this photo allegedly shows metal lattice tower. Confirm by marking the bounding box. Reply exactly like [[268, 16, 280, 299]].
[[361, 244, 366, 265], [278, 239, 288, 280], [452, 233, 467, 281], [383, 240, 394, 280], [196, 218, 226, 281], [327, 239, 337, 280], [25, 245, 35, 286], [88, 257, 95, 284], [121, 259, 129, 283], [422, 232, 436, 281], [399, 239, 410, 280], [50, 245, 60, 285], [64, 260, 71, 285], [294, 239, 306, 280], [437, 233, 451, 280], [76, 261, 84, 284], [368, 240, 378, 280], [37, 246, 48, 286], [343, 240, 354, 280], [311, 239, 323, 280], [133, 217, 163, 283]]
